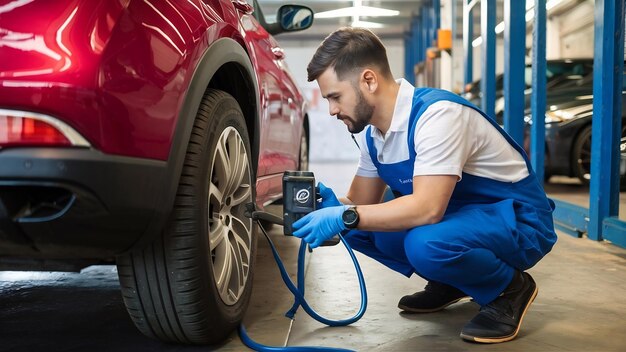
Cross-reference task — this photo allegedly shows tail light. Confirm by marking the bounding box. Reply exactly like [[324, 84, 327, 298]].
[[0, 109, 90, 149]]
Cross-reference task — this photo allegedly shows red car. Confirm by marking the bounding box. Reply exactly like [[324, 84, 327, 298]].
[[0, 0, 312, 344]]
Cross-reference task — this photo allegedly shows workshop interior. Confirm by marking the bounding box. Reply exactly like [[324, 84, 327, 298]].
[[1, 0, 625, 351]]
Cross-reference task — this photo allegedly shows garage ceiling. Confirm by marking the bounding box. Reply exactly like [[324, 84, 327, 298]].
[[258, 0, 430, 40], [258, 0, 584, 42]]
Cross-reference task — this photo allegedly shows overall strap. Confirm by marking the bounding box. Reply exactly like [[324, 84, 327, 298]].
[[365, 126, 381, 169], [406, 88, 534, 174], [366, 87, 440, 169]]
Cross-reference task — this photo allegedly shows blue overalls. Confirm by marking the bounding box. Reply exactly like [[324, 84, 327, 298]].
[[344, 88, 557, 306]]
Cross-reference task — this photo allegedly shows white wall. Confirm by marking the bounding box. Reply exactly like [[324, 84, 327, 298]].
[[452, 0, 598, 91], [468, 41, 505, 83], [558, 1, 594, 58], [281, 39, 404, 162]]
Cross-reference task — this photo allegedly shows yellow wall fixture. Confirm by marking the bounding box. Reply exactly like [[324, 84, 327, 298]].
[[437, 29, 452, 50]]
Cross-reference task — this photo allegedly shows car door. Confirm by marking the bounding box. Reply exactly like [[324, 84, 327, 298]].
[[238, 1, 293, 178], [278, 57, 304, 168]]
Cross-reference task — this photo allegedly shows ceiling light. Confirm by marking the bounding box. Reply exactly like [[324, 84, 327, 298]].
[[525, 8, 535, 22], [495, 21, 505, 34], [315, 6, 399, 19], [472, 1, 560, 48], [546, 0, 563, 10]]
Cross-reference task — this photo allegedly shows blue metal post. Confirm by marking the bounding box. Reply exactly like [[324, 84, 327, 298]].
[[589, 0, 625, 241], [405, 31, 414, 84], [503, 0, 526, 146], [413, 15, 422, 69], [531, 0, 546, 182], [422, 5, 430, 55], [480, 0, 496, 118], [433, 0, 441, 35], [429, 0, 440, 48], [463, 0, 474, 86], [426, 1, 433, 48]]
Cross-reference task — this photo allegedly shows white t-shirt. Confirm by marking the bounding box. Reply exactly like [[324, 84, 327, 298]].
[[356, 79, 530, 182]]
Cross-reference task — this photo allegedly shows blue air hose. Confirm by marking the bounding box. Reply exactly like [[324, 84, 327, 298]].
[[238, 220, 368, 351]]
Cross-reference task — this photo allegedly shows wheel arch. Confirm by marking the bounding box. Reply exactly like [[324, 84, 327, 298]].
[[130, 37, 260, 252], [303, 113, 310, 146]]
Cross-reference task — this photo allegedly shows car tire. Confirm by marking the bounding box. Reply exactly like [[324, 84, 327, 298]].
[[572, 125, 592, 185], [116, 89, 256, 344], [572, 123, 626, 191]]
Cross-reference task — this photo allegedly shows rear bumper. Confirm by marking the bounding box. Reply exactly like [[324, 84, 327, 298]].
[[0, 147, 168, 262]]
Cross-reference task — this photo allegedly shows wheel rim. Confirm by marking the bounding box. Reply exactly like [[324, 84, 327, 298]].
[[299, 132, 308, 171], [208, 126, 252, 305]]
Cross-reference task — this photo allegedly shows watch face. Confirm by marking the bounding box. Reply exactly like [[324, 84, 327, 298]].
[[342, 208, 358, 225]]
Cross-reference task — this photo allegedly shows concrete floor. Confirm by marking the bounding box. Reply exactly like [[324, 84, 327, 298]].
[[2, 161, 626, 351]]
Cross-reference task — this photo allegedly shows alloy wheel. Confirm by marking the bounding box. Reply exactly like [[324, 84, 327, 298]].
[[208, 126, 253, 305]]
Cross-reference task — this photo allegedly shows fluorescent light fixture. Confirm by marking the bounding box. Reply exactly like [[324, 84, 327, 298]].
[[352, 20, 384, 28], [473, 1, 560, 47], [315, 6, 399, 19], [525, 0, 562, 22], [495, 21, 505, 34], [546, 0, 563, 10], [525, 8, 535, 22]]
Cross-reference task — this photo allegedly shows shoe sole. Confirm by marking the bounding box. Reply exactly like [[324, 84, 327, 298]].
[[460, 285, 538, 343], [398, 296, 469, 313]]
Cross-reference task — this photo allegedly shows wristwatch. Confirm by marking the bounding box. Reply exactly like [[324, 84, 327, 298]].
[[342, 206, 360, 229]]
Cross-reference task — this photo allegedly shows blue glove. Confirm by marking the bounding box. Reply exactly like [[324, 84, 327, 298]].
[[316, 182, 342, 209], [293, 205, 348, 248]]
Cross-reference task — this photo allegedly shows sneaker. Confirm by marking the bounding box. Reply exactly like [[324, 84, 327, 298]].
[[398, 281, 469, 313], [460, 271, 538, 343]]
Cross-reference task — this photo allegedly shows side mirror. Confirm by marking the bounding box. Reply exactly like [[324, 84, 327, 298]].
[[278, 5, 313, 32]]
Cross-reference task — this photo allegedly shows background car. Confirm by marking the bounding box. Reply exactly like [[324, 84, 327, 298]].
[[462, 58, 593, 106], [0, 0, 312, 345], [461, 59, 625, 187], [521, 76, 626, 187]]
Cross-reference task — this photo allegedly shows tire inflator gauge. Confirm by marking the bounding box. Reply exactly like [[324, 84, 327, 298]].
[[282, 170, 316, 235], [283, 170, 340, 245]]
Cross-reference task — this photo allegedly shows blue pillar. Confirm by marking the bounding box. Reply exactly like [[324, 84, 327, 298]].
[[503, 0, 526, 146], [480, 0, 496, 118], [413, 15, 422, 69], [463, 0, 474, 86], [405, 31, 414, 84], [422, 6, 430, 57], [433, 0, 441, 34], [531, 0, 546, 182], [430, 0, 440, 48], [588, 0, 625, 241]]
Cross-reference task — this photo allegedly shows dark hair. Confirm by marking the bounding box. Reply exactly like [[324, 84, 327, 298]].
[[307, 27, 393, 82]]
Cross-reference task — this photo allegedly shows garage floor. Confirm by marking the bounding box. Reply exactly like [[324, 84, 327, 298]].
[[2, 161, 626, 351]]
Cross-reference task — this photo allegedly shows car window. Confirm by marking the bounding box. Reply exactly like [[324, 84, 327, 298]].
[[524, 61, 593, 89]]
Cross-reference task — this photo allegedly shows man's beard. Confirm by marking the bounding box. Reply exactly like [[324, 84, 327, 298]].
[[339, 88, 374, 134]]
